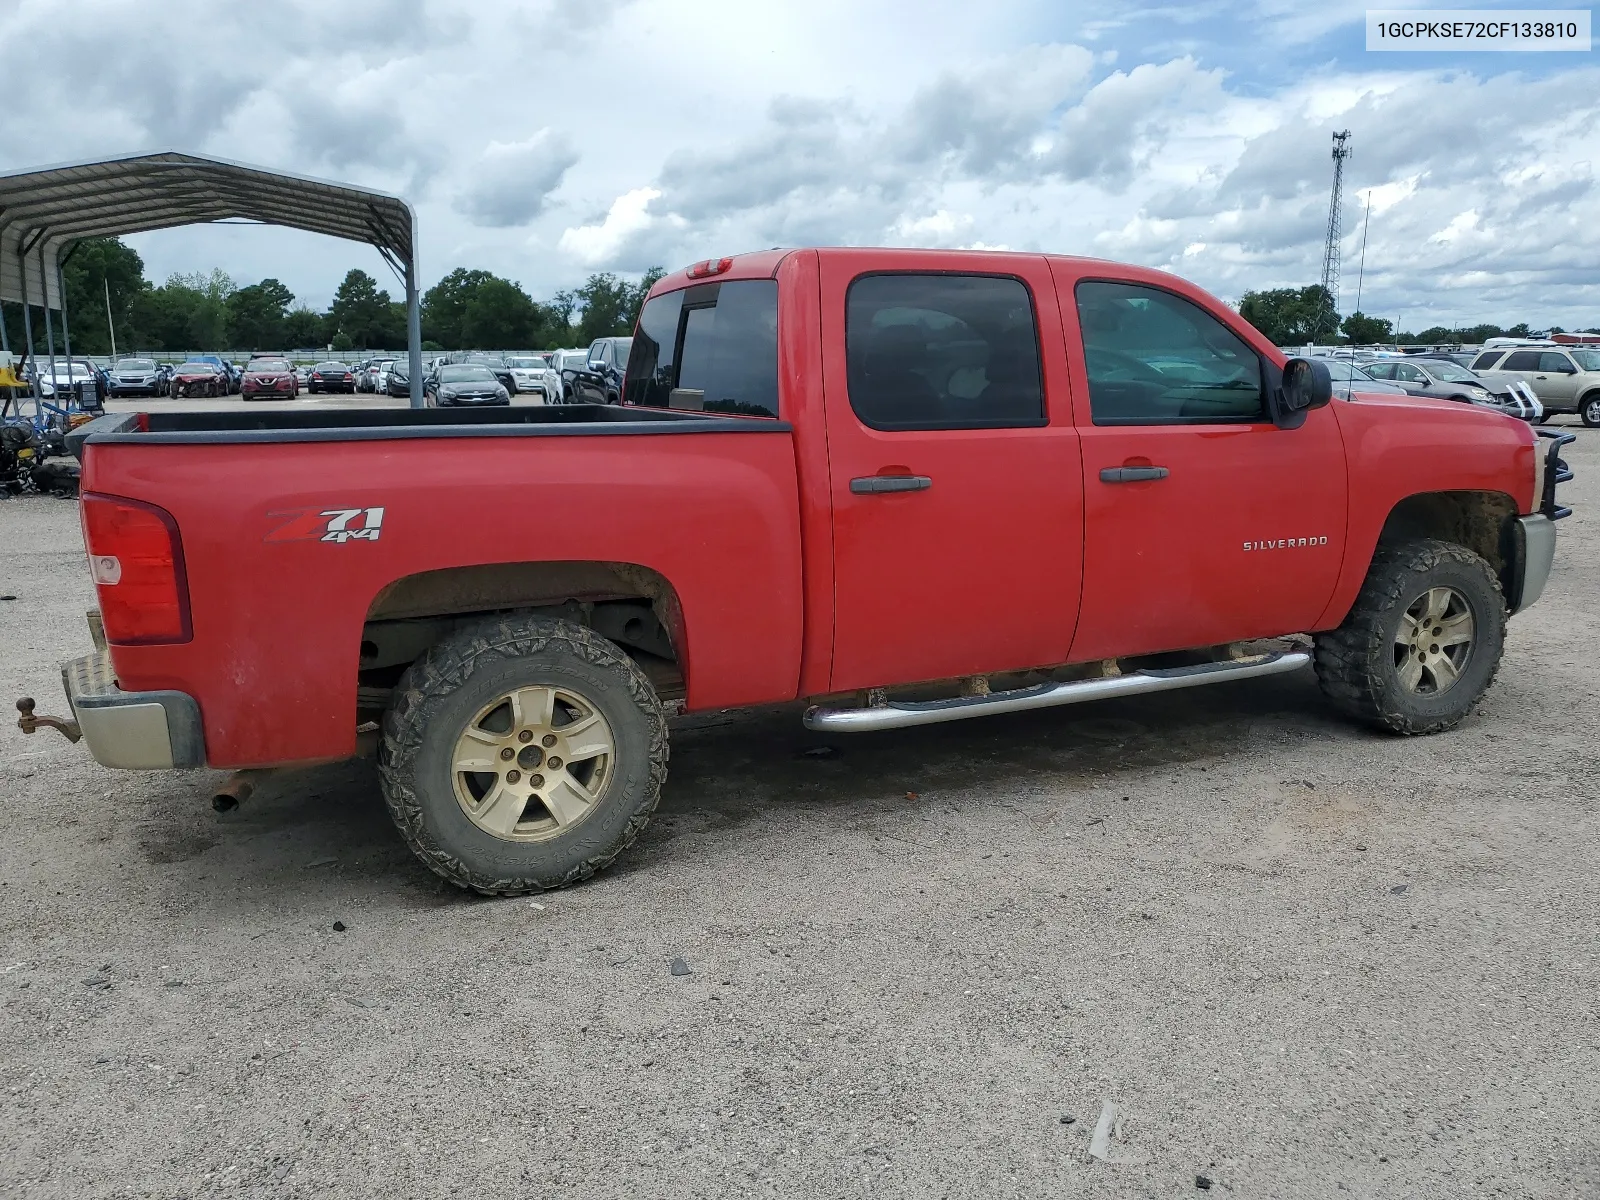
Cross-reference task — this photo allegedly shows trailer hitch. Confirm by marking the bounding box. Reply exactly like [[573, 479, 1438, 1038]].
[[15, 697, 81, 744]]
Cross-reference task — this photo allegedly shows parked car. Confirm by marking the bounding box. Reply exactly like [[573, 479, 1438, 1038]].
[[356, 359, 393, 393], [424, 364, 510, 407], [1469, 345, 1600, 426], [168, 361, 227, 398], [33, 246, 1572, 898], [565, 337, 631, 404], [457, 353, 518, 395], [307, 362, 357, 394], [35, 359, 104, 404], [1362, 356, 1542, 422], [240, 357, 301, 401], [549, 350, 590, 401], [295, 365, 313, 386], [506, 355, 557, 403], [385, 362, 411, 398], [106, 358, 165, 398], [1311, 356, 1409, 400]]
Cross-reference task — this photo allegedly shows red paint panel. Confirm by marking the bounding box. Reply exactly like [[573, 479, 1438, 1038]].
[[1316, 394, 1536, 629], [86, 432, 804, 768], [817, 249, 1084, 692]]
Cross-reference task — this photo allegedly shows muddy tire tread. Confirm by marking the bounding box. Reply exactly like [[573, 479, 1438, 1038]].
[[378, 616, 668, 896], [1313, 538, 1504, 735]]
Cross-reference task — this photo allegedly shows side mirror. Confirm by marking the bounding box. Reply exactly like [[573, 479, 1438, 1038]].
[[1269, 357, 1333, 429]]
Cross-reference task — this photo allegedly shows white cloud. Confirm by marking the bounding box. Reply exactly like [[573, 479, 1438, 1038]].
[[558, 188, 682, 266]]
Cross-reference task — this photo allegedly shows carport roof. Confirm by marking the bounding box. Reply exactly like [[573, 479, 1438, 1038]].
[[0, 151, 415, 309]]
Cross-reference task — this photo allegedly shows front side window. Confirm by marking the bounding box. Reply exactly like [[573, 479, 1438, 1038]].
[[1539, 352, 1576, 373], [1393, 363, 1425, 384], [1076, 281, 1263, 425], [1363, 362, 1396, 380], [1502, 351, 1542, 371], [845, 274, 1044, 431], [624, 280, 779, 417]]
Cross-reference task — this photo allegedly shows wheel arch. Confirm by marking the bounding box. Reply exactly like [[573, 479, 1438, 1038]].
[[1375, 489, 1520, 606], [358, 560, 689, 712]]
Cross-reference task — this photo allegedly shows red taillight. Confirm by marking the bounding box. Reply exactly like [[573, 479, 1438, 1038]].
[[687, 256, 733, 279], [80, 493, 191, 645], [344, 373, 354, 381]]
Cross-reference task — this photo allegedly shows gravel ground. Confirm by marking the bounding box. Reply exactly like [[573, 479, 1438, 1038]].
[[2, 427, 1597, 1199]]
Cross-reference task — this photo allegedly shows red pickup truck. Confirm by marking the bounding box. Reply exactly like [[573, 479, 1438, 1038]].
[[19, 248, 1572, 895]]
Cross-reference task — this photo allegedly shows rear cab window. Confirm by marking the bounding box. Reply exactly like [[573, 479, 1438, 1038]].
[[624, 280, 780, 417]]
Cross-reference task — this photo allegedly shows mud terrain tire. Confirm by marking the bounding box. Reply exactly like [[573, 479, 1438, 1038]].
[[379, 616, 668, 894], [1314, 538, 1505, 735]]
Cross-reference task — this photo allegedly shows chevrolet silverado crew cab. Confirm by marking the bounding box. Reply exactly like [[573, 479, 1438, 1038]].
[[17, 248, 1572, 895]]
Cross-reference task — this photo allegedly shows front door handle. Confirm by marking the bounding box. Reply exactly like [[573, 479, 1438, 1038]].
[[1100, 466, 1169, 483], [851, 474, 932, 494]]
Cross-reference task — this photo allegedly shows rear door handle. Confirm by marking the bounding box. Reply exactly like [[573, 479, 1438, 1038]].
[[850, 474, 932, 494], [1099, 466, 1169, 483]]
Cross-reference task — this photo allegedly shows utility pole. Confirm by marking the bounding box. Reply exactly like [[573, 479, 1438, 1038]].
[[104, 277, 117, 359], [1320, 130, 1352, 340], [1352, 193, 1372, 347]]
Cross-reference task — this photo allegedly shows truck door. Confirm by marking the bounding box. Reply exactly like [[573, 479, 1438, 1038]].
[[1055, 269, 1348, 663], [820, 253, 1084, 693]]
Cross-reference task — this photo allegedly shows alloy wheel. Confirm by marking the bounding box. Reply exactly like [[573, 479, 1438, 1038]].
[[450, 684, 615, 842], [1393, 586, 1475, 695]]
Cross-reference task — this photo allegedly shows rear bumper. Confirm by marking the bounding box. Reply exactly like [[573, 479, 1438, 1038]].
[[61, 650, 204, 770], [1510, 514, 1556, 615]]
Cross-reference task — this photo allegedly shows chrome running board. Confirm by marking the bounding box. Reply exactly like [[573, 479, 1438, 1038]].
[[802, 651, 1311, 733]]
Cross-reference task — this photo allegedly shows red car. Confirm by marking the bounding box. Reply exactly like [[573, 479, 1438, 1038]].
[[167, 361, 226, 399], [240, 357, 300, 401], [23, 247, 1571, 897], [307, 362, 356, 394]]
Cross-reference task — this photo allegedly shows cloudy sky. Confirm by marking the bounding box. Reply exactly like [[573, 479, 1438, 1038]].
[[2, 0, 1596, 329]]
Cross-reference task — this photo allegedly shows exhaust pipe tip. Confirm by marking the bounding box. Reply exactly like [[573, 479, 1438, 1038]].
[[212, 771, 260, 812]]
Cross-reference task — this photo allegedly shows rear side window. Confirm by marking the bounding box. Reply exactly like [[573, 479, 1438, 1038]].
[[845, 274, 1044, 431], [1471, 351, 1504, 369], [1075, 281, 1263, 425], [1501, 351, 1542, 370], [624, 280, 779, 417]]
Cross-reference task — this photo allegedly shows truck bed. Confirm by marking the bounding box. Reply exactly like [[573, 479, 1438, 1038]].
[[69, 403, 784, 454]]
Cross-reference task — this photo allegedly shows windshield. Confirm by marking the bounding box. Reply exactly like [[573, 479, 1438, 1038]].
[[1420, 359, 1477, 382], [1571, 350, 1600, 371], [117, 359, 156, 371], [439, 366, 497, 383], [508, 357, 546, 369], [248, 359, 290, 372]]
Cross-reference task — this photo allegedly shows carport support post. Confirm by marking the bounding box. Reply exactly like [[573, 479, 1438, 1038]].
[[40, 244, 57, 415], [18, 251, 40, 419], [405, 250, 422, 409], [56, 254, 72, 364]]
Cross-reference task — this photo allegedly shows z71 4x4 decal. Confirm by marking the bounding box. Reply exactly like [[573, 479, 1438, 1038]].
[[265, 506, 386, 544]]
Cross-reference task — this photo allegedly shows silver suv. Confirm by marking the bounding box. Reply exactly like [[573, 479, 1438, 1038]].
[[1470, 344, 1600, 426]]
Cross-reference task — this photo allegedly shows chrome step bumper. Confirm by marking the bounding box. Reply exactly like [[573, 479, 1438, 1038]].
[[803, 651, 1312, 733]]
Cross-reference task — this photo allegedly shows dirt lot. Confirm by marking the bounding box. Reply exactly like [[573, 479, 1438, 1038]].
[[2, 423, 1597, 1199]]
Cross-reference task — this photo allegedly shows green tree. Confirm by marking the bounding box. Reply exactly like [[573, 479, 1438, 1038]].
[[1237, 285, 1338, 345], [461, 277, 541, 348], [572, 268, 665, 345], [283, 305, 327, 349], [421, 267, 498, 347], [227, 278, 295, 350], [327, 269, 403, 349], [59, 237, 148, 355], [1340, 311, 1393, 345]]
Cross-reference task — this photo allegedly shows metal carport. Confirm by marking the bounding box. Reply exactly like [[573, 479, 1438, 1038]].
[[0, 150, 423, 410]]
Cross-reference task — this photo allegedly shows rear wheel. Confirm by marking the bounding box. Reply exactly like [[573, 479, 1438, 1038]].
[[1314, 538, 1505, 735], [379, 617, 668, 894], [1580, 393, 1600, 428]]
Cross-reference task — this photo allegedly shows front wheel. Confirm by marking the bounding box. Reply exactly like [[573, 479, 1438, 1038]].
[[1580, 393, 1600, 428], [379, 617, 668, 894], [1314, 538, 1505, 735]]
